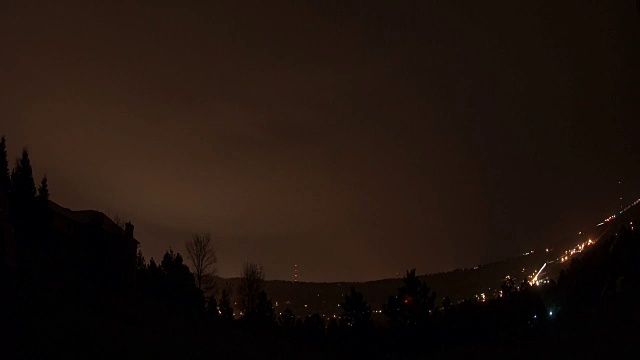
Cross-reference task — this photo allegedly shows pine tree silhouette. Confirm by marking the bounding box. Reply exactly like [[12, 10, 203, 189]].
[[0, 136, 8, 270], [11, 148, 36, 204], [37, 175, 49, 203], [10, 148, 37, 274], [384, 269, 436, 329], [0, 136, 9, 193]]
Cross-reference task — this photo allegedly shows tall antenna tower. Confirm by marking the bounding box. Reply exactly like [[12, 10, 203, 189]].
[[294, 264, 298, 283]]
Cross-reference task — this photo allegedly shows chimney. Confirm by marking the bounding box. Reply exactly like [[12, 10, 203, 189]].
[[125, 222, 134, 239]]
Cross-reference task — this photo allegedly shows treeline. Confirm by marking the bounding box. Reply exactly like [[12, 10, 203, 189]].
[[0, 136, 51, 275], [128, 225, 640, 358], [2, 136, 640, 358], [129, 226, 640, 358]]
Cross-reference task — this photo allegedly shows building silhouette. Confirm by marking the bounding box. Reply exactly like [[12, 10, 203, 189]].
[[0, 197, 138, 305], [47, 201, 139, 303]]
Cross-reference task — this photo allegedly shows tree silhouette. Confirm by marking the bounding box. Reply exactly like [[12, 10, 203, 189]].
[[340, 286, 372, 330], [148, 257, 158, 272], [326, 316, 340, 341], [279, 308, 296, 329], [384, 269, 436, 329], [36, 175, 49, 203], [161, 249, 189, 276], [11, 148, 36, 205], [32, 174, 52, 275], [301, 313, 325, 346], [136, 250, 146, 272], [0, 136, 10, 268], [185, 232, 217, 293], [501, 276, 516, 297], [205, 295, 220, 323], [10, 148, 37, 272], [159, 249, 204, 319], [442, 296, 452, 314], [238, 262, 265, 315], [0, 136, 9, 193], [219, 287, 234, 322], [251, 290, 275, 325]]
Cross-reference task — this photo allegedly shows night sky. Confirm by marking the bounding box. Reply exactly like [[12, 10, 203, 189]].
[[1, 1, 638, 282]]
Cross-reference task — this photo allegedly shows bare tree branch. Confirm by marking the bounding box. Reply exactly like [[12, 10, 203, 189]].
[[238, 262, 265, 315], [185, 232, 217, 292]]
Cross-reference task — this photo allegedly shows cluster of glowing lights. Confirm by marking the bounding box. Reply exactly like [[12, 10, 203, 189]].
[[560, 238, 594, 263], [597, 198, 640, 226], [600, 214, 617, 225], [482, 198, 640, 304], [283, 198, 639, 319], [530, 263, 547, 285]]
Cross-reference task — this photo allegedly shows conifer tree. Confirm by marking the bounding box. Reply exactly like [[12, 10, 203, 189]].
[[10, 148, 38, 273], [0, 136, 9, 193], [384, 269, 437, 329], [37, 175, 49, 203], [0, 137, 7, 267], [35, 174, 51, 240], [136, 250, 146, 271], [11, 148, 36, 205]]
